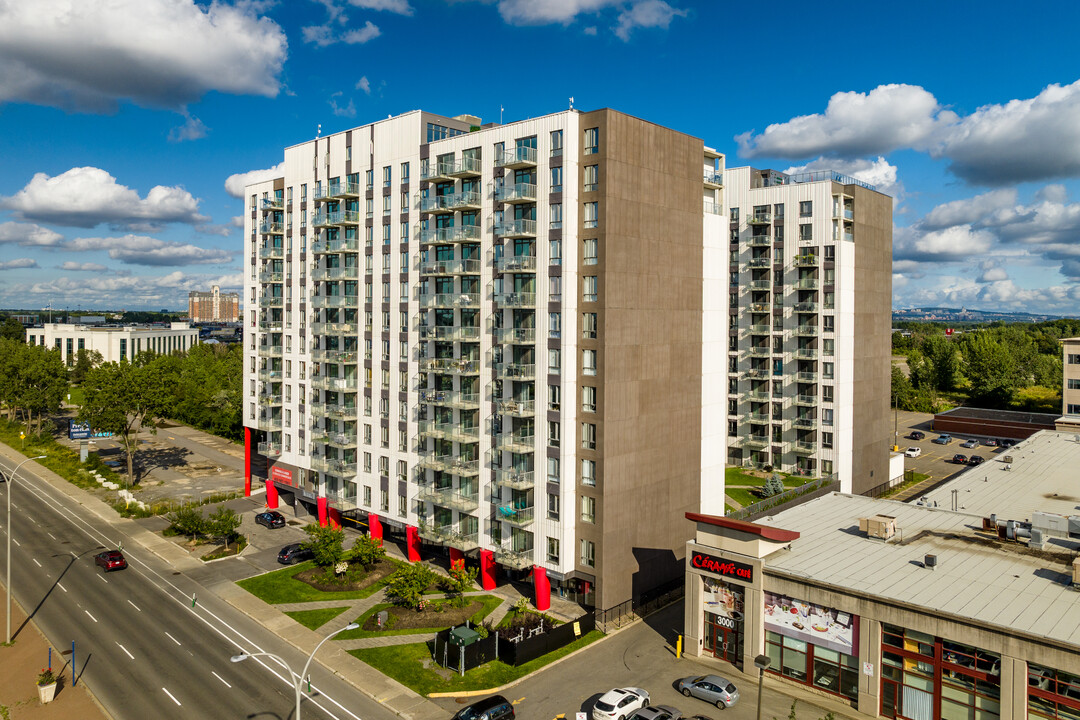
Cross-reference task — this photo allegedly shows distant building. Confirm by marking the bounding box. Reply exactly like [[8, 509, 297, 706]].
[[188, 285, 239, 323], [26, 322, 199, 364], [1058, 337, 1080, 432]]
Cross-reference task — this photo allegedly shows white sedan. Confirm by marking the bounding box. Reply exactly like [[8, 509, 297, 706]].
[[904, 447, 922, 458], [592, 688, 651, 720]]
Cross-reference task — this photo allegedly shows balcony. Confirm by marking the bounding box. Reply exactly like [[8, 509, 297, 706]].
[[418, 389, 480, 410], [258, 392, 282, 406], [748, 280, 771, 291], [258, 295, 283, 308], [310, 457, 358, 477], [324, 401, 358, 419], [748, 302, 771, 313], [795, 279, 819, 290], [493, 292, 536, 309], [417, 292, 480, 310], [259, 220, 284, 235], [833, 207, 855, 220], [792, 416, 818, 430], [747, 257, 772, 269], [493, 219, 536, 238], [495, 431, 534, 454], [311, 376, 359, 391], [744, 390, 770, 402], [417, 357, 480, 374], [311, 321, 358, 335], [419, 225, 482, 245], [843, 231, 854, 242], [704, 171, 724, 188], [258, 245, 285, 259], [322, 431, 358, 450], [744, 412, 769, 424], [745, 368, 769, 379], [494, 469, 534, 490], [748, 213, 773, 225], [494, 327, 536, 344], [496, 504, 534, 528], [794, 302, 819, 313], [310, 295, 360, 309], [496, 399, 535, 417], [495, 363, 535, 380], [796, 371, 818, 383], [417, 420, 480, 444], [259, 344, 283, 358], [794, 325, 818, 337], [259, 271, 283, 283], [420, 190, 482, 214], [330, 181, 361, 199], [420, 258, 481, 275], [746, 324, 772, 336], [312, 266, 359, 281], [417, 485, 480, 513], [260, 198, 284, 211], [794, 394, 817, 406], [793, 255, 819, 267], [793, 348, 818, 360], [742, 436, 770, 449], [310, 349, 359, 364], [494, 254, 537, 273], [748, 235, 772, 247], [313, 210, 360, 227], [792, 441, 817, 455], [311, 237, 360, 254], [418, 325, 481, 342], [704, 200, 722, 215], [450, 156, 483, 178], [416, 452, 480, 476], [257, 368, 282, 382], [745, 346, 772, 358], [258, 319, 283, 332], [421, 161, 455, 183], [496, 146, 537, 169], [417, 522, 481, 553], [496, 182, 537, 204], [257, 441, 282, 457], [493, 542, 534, 570]]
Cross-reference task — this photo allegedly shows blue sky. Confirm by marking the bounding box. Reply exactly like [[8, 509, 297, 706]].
[[2, 0, 1080, 314]]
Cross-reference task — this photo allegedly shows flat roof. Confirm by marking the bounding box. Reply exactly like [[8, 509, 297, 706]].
[[757, 492, 1080, 647], [936, 406, 1059, 424]]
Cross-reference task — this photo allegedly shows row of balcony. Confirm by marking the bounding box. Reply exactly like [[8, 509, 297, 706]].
[[311, 237, 360, 254], [741, 437, 817, 454], [421, 258, 482, 275], [312, 266, 359, 281], [418, 357, 480, 374], [419, 225, 482, 245], [416, 453, 481, 477], [313, 210, 361, 228], [419, 325, 481, 342], [740, 369, 820, 382], [418, 389, 480, 409], [420, 191, 482, 215], [310, 348, 359, 363], [313, 181, 361, 202], [260, 221, 284, 235], [422, 156, 483, 182], [418, 419, 480, 444]]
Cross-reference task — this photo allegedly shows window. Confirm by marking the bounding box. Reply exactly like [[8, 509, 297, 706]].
[[584, 237, 598, 265], [550, 130, 563, 157], [550, 238, 562, 265], [547, 537, 560, 562], [823, 315, 835, 332], [583, 349, 597, 376], [400, 162, 410, 182], [549, 383, 561, 410], [584, 164, 598, 192], [550, 166, 563, 193], [547, 494, 559, 521], [823, 362, 834, 379], [580, 539, 595, 567], [822, 431, 833, 448], [398, 493, 407, 518], [583, 276, 597, 302], [1069, 379, 1080, 390], [550, 203, 562, 230], [822, 408, 834, 426], [824, 245, 835, 261], [300, 184, 307, 201], [584, 201, 598, 228], [549, 276, 562, 303], [365, 169, 373, 189], [382, 166, 391, 187], [548, 456, 560, 483], [727, 420, 738, 437], [799, 224, 813, 241], [823, 338, 834, 356], [799, 200, 813, 217], [363, 486, 371, 507], [584, 127, 599, 155], [581, 496, 596, 523], [380, 489, 389, 512], [582, 312, 597, 339], [582, 386, 596, 413], [581, 459, 596, 486], [1070, 355, 1080, 365], [548, 420, 560, 448], [549, 311, 562, 339], [581, 422, 596, 450], [548, 348, 561, 373], [822, 385, 834, 402]]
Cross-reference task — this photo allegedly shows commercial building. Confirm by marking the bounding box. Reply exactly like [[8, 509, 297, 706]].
[[189, 285, 240, 323], [242, 108, 893, 613], [1058, 338, 1080, 432], [25, 322, 199, 363], [685, 430, 1080, 720]]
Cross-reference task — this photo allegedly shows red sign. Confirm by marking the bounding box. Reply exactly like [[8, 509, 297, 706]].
[[945, 328, 953, 336], [691, 551, 754, 582], [271, 465, 294, 486]]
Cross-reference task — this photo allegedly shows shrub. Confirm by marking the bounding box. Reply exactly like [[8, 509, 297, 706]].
[[385, 563, 438, 610], [350, 535, 385, 568], [301, 524, 347, 568], [167, 505, 207, 540]]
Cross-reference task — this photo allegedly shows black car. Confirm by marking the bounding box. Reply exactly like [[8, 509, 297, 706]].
[[968, 455, 985, 466], [277, 542, 314, 565], [908, 431, 925, 440], [1001, 439, 1017, 448], [452, 695, 515, 720], [255, 511, 286, 529], [951, 454, 968, 464]]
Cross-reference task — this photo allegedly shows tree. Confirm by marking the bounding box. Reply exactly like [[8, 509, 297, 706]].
[[350, 535, 385, 568], [961, 331, 1024, 407], [761, 473, 785, 498], [167, 505, 207, 542], [301, 524, 347, 568], [70, 348, 103, 386], [891, 365, 916, 411], [922, 335, 962, 391], [0, 317, 24, 341], [207, 506, 242, 549], [441, 564, 478, 607], [79, 360, 169, 484], [385, 563, 438, 610]]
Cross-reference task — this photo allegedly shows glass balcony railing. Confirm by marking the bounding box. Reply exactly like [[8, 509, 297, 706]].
[[417, 485, 480, 513], [746, 324, 771, 335], [748, 280, 771, 291], [496, 399, 535, 417], [417, 292, 480, 310], [795, 279, 819, 290], [418, 325, 481, 342], [792, 416, 818, 429], [420, 190, 482, 214], [310, 348, 359, 364], [495, 363, 535, 380], [748, 302, 771, 312], [793, 255, 819, 267], [258, 392, 282, 406], [312, 266, 359, 281], [796, 371, 818, 383], [421, 161, 455, 182], [749, 213, 773, 225], [259, 271, 283, 283], [493, 219, 536, 238], [495, 182, 537, 204], [259, 345, 283, 358], [310, 376, 359, 391], [703, 200, 722, 215], [257, 441, 282, 457], [793, 348, 818, 360], [794, 394, 818, 406], [259, 220, 284, 234], [258, 319, 283, 332], [494, 469, 534, 490], [496, 504, 534, 527], [416, 452, 481, 476], [311, 321, 358, 335], [417, 357, 480, 374], [745, 346, 771, 357], [417, 420, 480, 444], [744, 390, 770, 402], [496, 146, 537, 168], [260, 198, 284, 211], [747, 257, 772, 268], [258, 246, 285, 259], [794, 325, 818, 337], [494, 254, 537, 273], [313, 210, 360, 227], [704, 171, 724, 187], [742, 436, 769, 449], [418, 389, 480, 409], [450, 156, 483, 177], [310, 295, 360, 309], [311, 237, 360, 254], [794, 302, 819, 313], [495, 431, 534, 454], [420, 258, 482, 275], [417, 522, 481, 552], [748, 235, 772, 247], [493, 542, 534, 569], [792, 441, 817, 455], [493, 292, 535, 308], [330, 181, 361, 198], [493, 327, 536, 344], [258, 295, 283, 308], [419, 225, 482, 244], [256, 368, 282, 382]]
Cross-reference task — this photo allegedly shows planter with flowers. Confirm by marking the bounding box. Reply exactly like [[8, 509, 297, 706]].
[[37, 667, 57, 703]]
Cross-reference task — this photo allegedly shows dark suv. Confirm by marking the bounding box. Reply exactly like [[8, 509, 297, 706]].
[[908, 431, 925, 440], [452, 695, 515, 720], [278, 543, 314, 565], [255, 511, 286, 529]]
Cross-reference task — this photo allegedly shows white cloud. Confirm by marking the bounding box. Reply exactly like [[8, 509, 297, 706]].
[[0, 270, 244, 310], [494, 0, 615, 25], [921, 189, 1019, 230], [304, 19, 380, 46], [356, 76, 372, 94], [59, 261, 109, 272], [0, 258, 38, 270], [583, 25, 597, 35], [64, 235, 234, 266], [330, 92, 357, 118], [168, 113, 209, 143], [224, 162, 285, 198], [2, 167, 207, 230], [612, 0, 686, 41], [0, 221, 63, 247], [349, 0, 413, 13], [783, 156, 901, 198], [230, 216, 245, 228], [912, 224, 996, 257], [0, 0, 287, 112]]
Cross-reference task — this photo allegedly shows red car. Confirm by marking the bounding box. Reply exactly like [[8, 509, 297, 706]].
[[94, 550, 127, 572]]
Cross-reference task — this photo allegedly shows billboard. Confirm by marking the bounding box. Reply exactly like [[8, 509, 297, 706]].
[[69, 420, 92, 440], [764, 591, 857, 655], [271, 465, 294, 486]]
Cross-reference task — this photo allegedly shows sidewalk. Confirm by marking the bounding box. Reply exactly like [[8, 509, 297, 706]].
[[0, 598, 110, 720]]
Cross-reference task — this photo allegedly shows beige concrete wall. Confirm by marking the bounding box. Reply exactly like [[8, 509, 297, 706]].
[[1063, 339, 1080, 416]]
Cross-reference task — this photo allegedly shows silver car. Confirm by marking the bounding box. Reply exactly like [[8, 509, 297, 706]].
[[676, 675, 740, 709], [627, 706, 683, 720]]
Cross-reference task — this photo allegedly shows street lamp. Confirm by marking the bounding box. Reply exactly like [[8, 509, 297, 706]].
[[231, 622, 359, 720], [754, 654, 772, 720], [6, 455, 46, 644]]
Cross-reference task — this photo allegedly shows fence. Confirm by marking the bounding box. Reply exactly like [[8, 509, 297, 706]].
[[432, 612, 597, 674], [726, 473, 839, 521], [594, 577, 684, 634]]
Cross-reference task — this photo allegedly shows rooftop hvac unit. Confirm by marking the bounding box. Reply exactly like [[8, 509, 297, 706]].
[[1073, 557, 1080, 588], [859, 514, 897, 541], [924, 554, 937, 569], [1033, 511, 1070, 539], [1030, 528, 1047, 550]]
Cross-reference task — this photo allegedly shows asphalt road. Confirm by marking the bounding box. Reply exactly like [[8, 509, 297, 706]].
[[0, 458, 399, 720]]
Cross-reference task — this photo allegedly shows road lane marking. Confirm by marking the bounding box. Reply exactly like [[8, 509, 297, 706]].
[[85, 610, 97, 623], [162, 687, 181, 706], [57, 582, 66, 592], [32, 558, 41, 568], [211, 671, 231, 687], [116, 642, 133, 659], [97, 574, 107, 583], [165, 631, 182, 646], [47, 532, 56, 539], [128, 600, 141, 611], [70, 551, 77, 558], [11, 539, 18, 547]]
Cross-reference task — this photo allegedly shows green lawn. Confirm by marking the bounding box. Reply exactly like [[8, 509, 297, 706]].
[[725, 487, 760, 508], [335, 595, 503, 640], [237, 561, 398, 604], [349, 630, 605, 695], [66, 386, 85, 407], [284, 606, 351, 630], [880, 472, 931, 499]]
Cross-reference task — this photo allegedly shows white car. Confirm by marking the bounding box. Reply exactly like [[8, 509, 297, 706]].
[[904, 447, 922, 458], [593, 688, 650, 720]]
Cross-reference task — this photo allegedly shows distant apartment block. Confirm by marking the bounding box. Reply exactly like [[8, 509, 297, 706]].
[[189, 285, 240, 323], [26, 322, 199, 364], [1057, 337, 1080, 432]]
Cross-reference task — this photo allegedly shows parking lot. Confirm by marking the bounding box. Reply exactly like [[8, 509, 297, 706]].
[[892, 410, 1013, 486]]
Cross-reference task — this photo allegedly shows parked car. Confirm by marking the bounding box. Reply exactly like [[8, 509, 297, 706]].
[[968, 455, 985, 466], [677, 675, 740, 709], [984, 439, 999, 447], [593, 688, 650, 720], [904, 447, 922, 458], [453, 695, 515, 720], [960, 439, 979, 449], [908, 431, 925, 440], [1001, 439, 1017, 448], [627, 707, 683, 720], [931, 434, 953, 445], [951, 454, 968, 464], [255, 511, 286, 529], [94, 550, 127, 572], [277, 542, 314, 565]]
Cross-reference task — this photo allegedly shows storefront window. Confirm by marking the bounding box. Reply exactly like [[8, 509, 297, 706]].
[[766, 631, 858, 701], [1029, 664, 1080, 720]]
